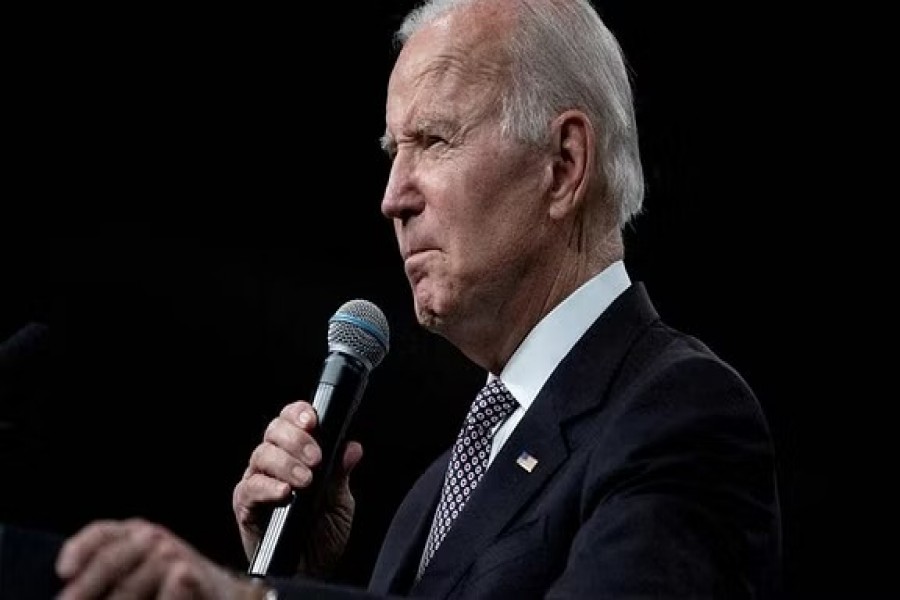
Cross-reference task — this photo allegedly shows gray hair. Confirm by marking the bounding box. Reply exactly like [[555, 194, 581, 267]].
[[396, 0, 644, 228]]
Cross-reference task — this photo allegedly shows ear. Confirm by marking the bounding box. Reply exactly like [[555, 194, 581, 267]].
[[547, 110, 594, 220]]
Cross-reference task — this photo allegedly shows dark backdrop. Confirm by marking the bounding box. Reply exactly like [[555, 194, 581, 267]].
[[1, 3, 870, 598]]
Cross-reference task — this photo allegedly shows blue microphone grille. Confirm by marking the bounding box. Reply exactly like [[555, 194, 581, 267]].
[[327, 299, 390, 369]]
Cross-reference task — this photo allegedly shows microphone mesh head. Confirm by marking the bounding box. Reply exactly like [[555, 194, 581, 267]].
[[327, 299, 390, 369]]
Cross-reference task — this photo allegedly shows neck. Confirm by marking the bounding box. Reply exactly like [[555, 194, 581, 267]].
[[450, 228, 623, 374]]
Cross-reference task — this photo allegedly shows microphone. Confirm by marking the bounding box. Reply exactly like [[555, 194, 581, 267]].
[[247, 299, 390, 577]]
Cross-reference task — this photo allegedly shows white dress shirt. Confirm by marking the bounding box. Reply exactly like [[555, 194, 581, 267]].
[[486, 260, 631, 466]]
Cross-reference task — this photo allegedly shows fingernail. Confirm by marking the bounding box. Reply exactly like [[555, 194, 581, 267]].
[[56, 550, 73, 577], [297, 411, 312, 426], [292, 465, 309, 485], [303, 444, 319, 462]]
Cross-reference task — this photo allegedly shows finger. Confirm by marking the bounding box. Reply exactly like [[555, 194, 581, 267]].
[[279, 400, 318, 430], [158, 561, 200, 600], [106, 534, 191, 600], [58, 521, 160, 600], [249, 442, 316, 488], [158, 557, 244, 600], [56, 520, 127, 579], [105, 558, 165, 600], [262, 418, 322, 467], [234, 472, 293, 520]]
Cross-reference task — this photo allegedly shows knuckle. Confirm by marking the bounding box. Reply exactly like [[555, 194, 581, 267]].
[[249, 444, 268, 468], [232, 482, 245, 510], [125, 517, 149, 529], [263, 418, 281, 442], [161, 560, 198, 595], [294, 465, 312, 487], [155, 537, 182, 560]]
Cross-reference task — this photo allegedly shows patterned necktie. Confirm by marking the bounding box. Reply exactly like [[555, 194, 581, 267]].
[[417, 378, 519, 579]]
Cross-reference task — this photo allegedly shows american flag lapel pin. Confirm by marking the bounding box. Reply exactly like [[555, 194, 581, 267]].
[[516, 451, 538, 473]]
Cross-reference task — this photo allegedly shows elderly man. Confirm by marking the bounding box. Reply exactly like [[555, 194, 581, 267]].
[[55, 1, 782, 598]]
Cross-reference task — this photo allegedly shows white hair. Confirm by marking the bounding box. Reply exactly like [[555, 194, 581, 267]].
[[396, 0, 644, 228]]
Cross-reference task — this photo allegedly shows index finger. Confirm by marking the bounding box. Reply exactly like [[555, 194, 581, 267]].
[[56, 520, 126, 578]]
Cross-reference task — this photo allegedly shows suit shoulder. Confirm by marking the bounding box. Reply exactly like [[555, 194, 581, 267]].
[[614, 320, 763, 420]]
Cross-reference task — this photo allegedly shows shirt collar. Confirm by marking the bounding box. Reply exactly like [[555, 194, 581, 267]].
[[490, 260, 631, 413]]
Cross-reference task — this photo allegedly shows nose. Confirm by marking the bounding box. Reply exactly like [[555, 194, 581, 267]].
[[381, 152, 424, 223]]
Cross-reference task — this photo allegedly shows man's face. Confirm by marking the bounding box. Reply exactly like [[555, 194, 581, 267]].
[[380, 14, 551, 339]]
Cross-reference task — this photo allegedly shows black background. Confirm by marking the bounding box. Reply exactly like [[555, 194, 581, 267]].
[[0, 2, 875, 598]]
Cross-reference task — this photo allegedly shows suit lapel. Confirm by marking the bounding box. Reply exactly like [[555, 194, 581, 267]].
[[393, 283, 660, 598], [411, 394, 568, 598], [541, 282, 660, 426]]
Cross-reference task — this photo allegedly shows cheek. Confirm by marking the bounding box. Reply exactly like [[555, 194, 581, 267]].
[[455, 197, 543, 268], [427, 152, 545, 279], [439, 214, 493, 279]]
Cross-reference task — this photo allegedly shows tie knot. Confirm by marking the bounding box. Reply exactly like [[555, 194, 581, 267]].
[[466, 378, 518, 430]]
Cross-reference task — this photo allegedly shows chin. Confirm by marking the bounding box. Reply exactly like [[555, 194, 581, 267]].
[[414, 299, 442, 331], [417, 311, 441, 332], [412, 288, 450, 333]]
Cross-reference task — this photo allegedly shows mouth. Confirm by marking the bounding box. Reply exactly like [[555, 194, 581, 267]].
[[402, 247, 437, 262], [403, 248, 437, 281]]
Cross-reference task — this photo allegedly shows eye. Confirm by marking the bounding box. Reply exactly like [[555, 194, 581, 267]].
[[423, 134, 446, 148]]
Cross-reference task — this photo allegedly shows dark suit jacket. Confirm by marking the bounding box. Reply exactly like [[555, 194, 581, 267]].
[[362, 282, 782, 599], [0, 284, 779, 599]]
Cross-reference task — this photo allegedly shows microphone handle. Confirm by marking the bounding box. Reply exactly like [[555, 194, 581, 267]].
[[247, 352, 369, 577]]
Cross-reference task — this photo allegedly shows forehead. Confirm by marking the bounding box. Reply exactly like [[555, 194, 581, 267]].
[[386, 10, 509, 124]]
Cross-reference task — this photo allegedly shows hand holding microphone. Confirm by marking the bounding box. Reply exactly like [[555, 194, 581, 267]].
[[233, 299, 389, 578], [53, 301, 388, 598]]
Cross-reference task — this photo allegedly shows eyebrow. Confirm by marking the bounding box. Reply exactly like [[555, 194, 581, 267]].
[[380, 132, 395, 156], [380, 116, 458, 156]]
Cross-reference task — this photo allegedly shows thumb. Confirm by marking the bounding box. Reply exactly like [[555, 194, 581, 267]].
[[341, 441, 364, 477]]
